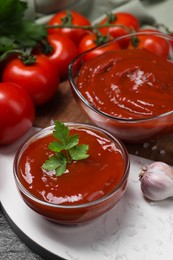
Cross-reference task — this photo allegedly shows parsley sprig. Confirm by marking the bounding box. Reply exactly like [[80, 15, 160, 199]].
[[0, 0, 47, 53], [42, 121, 89, 176]]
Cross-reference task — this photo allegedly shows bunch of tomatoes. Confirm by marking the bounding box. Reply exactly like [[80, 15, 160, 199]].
[[0, 10, 171, 145]]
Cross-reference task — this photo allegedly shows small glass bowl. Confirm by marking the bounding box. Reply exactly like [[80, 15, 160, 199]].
[[13, 123, 130, 225], [68, 32, 173, 143]]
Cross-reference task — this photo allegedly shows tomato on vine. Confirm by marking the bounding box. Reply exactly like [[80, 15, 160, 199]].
[[129, 29, 170, 58], [2, 54, 59, 106], [98, 12, 140, 48], [0, 82, 35, 145], [78, 32, 120, 60], [35, 34, 78, 80], [47, 10, 91, 46]]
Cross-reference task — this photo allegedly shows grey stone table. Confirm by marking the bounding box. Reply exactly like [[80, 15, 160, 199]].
[[0, 0, 172, 259], [0, 205, 43, 260]]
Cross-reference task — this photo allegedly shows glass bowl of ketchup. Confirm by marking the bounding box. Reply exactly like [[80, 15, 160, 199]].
[[13, 122, 130, 225], [68, 32, 173, 143]]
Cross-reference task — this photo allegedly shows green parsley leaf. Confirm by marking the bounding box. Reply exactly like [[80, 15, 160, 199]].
[[42, 156, 62, 171], [42, 153, 67, 177], [0, 0, 47, 53], [55, 159, 67, 177], [53, 121, 69, 145], [0, 37, 18, 52], [42, 121, 89, 176], [66, 134, 79, 150], [0, 0, 26, 23], [69, 144, 89, 160], [48, 140, 65, 153], [13, 21, 47, 48]]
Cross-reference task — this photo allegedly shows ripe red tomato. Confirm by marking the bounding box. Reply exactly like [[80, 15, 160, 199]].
[[129, 29, 170, 58], [0, 82, 35, 145], [78, 33, 120, 61], [47, 10, 91, 46], [2, 54, 59, 106], [39, 34, 78, 80], [98, 12, 140, 48]]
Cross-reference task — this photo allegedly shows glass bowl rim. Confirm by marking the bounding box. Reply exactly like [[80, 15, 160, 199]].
[[13, 122, 130, 209]]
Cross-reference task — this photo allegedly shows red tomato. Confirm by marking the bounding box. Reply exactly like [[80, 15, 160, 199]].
[[78, 33, 120, 61], [2, 54, 59, 106], [98, 12, 140, 48], [40, 34, 78, 80], [0, 82, 35, 145], [129, 29, 170, 58], [47, 10, 91, 46]]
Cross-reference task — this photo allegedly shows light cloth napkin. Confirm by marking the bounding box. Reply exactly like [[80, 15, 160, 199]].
[[25, 0, 156, 26]]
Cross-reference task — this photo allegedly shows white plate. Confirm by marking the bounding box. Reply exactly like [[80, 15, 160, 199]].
[[1, 127, 173, 260]]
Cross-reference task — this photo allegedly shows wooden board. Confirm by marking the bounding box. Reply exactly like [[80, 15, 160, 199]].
[[34, 80, 88, 128]]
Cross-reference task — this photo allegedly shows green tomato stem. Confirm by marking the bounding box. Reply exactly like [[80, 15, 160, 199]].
[[0, 49, 22, 62], [0, 49, 36, 65], [154, 23, 171, 34]]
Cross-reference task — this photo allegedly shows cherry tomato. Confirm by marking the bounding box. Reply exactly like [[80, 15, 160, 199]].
[[39, 34, 78, 80], [0, 82, 35, 145], [2, 54, 59, 106], [98, 12, 140, 48], [129, 29, 170, 58], [47, 10, 91, 46], [78, 33, 120, 61]]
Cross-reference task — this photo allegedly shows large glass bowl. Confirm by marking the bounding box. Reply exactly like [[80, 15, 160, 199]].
[[13, 122, 130, 225], [68, 32, 173, 143]]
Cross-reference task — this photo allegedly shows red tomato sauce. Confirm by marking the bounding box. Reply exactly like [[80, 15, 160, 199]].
[[18, 127, 125, 206], [77, 48, 173, 119]]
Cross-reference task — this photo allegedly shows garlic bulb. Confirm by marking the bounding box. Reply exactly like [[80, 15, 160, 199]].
[[139, 161, 173, 201]]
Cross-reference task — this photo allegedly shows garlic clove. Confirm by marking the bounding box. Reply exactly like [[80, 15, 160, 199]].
[[139, 162, 173, 201]]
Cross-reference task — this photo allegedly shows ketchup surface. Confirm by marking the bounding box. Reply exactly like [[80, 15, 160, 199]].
[[77, 48, 173, 119], [18, 127, 125, 206]]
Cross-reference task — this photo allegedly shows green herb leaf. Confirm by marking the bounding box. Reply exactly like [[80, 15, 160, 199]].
[[66, 134, 79, 150], [53, 152, 67, 176], [0, 37, 18, 52], [42, 153, 67, 177], [0, 0, 26, 23], [53, 121, 69, 145], [0, 0, 47, 53], [69, 144, 89, 160], [48, 141, 65, 153], [13, 21, 47, 47], [42, 121, 89, 176], [55, 158, 67, 176], [42, 156, 62, 171]]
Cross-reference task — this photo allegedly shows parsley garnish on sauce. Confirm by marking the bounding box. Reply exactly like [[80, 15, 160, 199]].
[[42, 121, 89, 176]]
